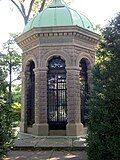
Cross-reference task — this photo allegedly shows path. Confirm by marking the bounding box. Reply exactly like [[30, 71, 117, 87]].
[[3, 150, 87, 160]]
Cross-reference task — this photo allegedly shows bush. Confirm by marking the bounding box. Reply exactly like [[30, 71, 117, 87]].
[[12, 102, 21, 123], [0, 68, 13, 158], [87, 13, 120, 160], [0, 100, 13, 158]]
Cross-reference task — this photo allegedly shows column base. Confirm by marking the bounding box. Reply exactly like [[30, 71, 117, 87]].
[[32, 123, 49, 136], [20, 122, 27, 133], [66, 123, 84, 136]]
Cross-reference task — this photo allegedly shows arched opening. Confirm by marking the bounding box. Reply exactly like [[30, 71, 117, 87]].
[[79, 58, 89, 126], [47, 56, 67, 130], [25, 61, 35, 127]]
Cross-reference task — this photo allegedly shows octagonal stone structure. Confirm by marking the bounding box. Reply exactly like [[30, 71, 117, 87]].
[[17, 26, 99, 136], [16, 0, 99, 136]]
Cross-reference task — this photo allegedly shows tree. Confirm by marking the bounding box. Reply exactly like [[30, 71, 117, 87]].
[[10, 0, 45, 25], [0, 34, 21, 157], [0, 61, 13, 158], [87, 13, 120, 160], [10, 0, 73, 25], [1, 33, 22, 109]]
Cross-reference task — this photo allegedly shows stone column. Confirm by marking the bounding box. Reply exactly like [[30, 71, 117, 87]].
[[66, 67, 83, 136], [33, 68, 48, 136], [20, 72, 27, 133]]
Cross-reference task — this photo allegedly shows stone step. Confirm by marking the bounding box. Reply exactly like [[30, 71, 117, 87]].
[[12, 133, 87, 151]]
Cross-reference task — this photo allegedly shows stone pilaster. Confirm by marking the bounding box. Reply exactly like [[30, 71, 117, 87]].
[[20, 72, 27, 133], [66, 67, 83, 136], [33, 68, 48, 136]]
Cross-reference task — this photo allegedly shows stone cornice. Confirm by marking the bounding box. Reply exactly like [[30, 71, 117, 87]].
[[16, 26, 99, 48]]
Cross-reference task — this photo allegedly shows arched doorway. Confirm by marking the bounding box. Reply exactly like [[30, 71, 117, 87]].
[[25, 61, 35, 127], [47, 56, 67, 130], [79, 58, 89, 126]]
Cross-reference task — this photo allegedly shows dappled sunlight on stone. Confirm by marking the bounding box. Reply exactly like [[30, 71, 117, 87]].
[[65, 153, 77, 158], [49, 157, 60, 160], [3, 150, 87, 160]]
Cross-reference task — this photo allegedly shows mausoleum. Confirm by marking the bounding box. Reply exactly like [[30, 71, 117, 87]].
[[16, 0, 99, 136]]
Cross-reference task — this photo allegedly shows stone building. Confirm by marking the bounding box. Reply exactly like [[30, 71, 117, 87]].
[[16, 0, 99, 136]]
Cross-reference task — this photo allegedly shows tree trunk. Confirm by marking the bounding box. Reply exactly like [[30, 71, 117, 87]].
[[39, 0, 46, 12]]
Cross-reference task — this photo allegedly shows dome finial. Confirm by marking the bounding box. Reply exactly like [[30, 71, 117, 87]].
[[49, 0, 64, 8], [53, 0, 62, 4]]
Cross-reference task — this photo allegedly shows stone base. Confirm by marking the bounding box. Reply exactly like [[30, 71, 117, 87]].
[[20, 122, 27, 133], [32, 123, 49, 136], [49, 130, 66, 136], [83, 127, 88, 135], [27, 127, 33, 134], [66, 123, 84, 136], [13, 132, 87, 149]]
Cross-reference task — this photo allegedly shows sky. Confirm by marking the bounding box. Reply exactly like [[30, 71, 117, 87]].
[[0, 0, 120, 50]]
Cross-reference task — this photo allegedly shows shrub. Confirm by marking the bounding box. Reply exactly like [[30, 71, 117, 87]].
[[87, 13, 120, 160]]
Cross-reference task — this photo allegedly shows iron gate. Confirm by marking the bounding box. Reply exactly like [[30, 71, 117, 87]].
[[47, 57, 67, 130]]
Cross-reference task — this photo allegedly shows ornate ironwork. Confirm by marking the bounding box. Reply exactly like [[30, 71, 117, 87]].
[[47, 57, 67, 130]]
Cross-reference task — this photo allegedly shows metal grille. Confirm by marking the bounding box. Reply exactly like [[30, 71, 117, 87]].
[[47, 57, 67, 130], [26, 61, 35, 126], [80, 59, 89, 126]]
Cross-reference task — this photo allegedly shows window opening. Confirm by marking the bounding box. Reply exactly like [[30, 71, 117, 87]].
[[47, 57, 67, 130], [26, 61, 35, 126], [79, 59, 89, 125]]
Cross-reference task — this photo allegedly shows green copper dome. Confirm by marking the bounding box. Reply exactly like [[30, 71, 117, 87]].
[[23, 0, 94, 33]]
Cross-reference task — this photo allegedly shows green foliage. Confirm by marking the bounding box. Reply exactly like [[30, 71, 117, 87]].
[[32, 0, 41, 14], [87, 13, 120, 160], [1, 33, 22, 127], [2, 33, 21, 76], [12, 85, 21, 104], [0, 34, 21, 157], [12, 85, 21, 122], [0, 68, 13, 158], [12, 102, 21, 124]]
